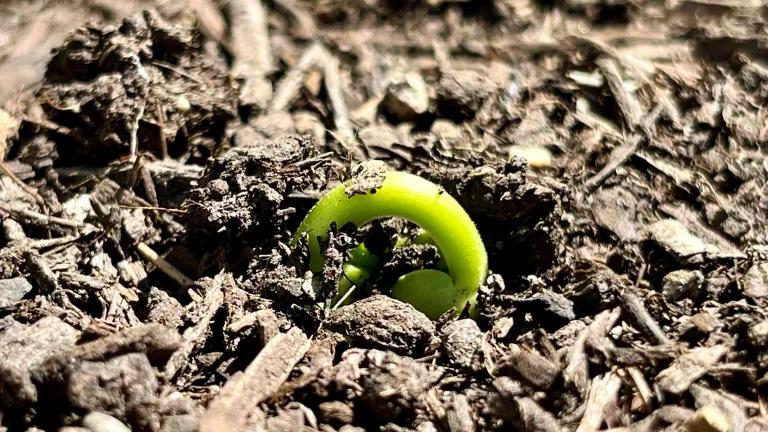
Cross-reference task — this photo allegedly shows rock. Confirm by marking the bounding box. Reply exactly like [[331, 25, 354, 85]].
[[743, 262, 768, 298], [68, 353, 160, 431], [0, 276, 33, 307], [380, 71, 429, 121], [440, 319, 483, 369], [509, 146, 553, 169], [325, 295, 435, 355], [250, 112, 296, 139], [591, 187, 642, 242], [157, 391, 202, 432], [82, 412, 132, 432], [357, 125, 401, 153], [662, 270, 703, 301]]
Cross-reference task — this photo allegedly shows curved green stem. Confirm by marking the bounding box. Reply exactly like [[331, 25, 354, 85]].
[[293, 171, 487, 319]]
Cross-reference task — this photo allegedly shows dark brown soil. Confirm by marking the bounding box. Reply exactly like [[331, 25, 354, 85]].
[[1, 0, 768, 431]]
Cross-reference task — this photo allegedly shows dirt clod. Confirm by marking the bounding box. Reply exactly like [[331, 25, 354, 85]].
[[68, 353, 160, 431], [325, 295, 435, 355]]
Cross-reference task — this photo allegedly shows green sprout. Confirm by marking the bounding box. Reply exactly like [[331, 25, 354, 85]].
[[293, 170, 488, 319]]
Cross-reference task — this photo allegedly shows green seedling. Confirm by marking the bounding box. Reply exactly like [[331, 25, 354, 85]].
[[293, 170, 487, 319]]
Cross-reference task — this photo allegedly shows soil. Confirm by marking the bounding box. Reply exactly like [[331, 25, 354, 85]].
[[1, 0, 768, 431]]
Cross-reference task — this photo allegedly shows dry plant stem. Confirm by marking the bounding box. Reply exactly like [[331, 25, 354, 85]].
[[0, 205, 83, 230], [28, 235, 79, 249], [323, 54, 355, 146], [136, 242, 193, 286], [269, 43, 327, 113], [230, 0, 274, 109], [0, 163, 44, 206]]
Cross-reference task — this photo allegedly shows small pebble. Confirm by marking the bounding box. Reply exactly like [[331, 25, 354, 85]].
[[82, 412, 131, 432]]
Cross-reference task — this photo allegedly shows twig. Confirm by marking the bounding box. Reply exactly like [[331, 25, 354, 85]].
[[581, 104, 662, 192], [331, 283, 357, 311], [28, 235, 79, 249], [0, 205, 84, 230], [582, 133, 642, 192], [117, 205, 187, 215], [229, 0, 274, 110], [128, 103, 145, 163], [164, 273, 225, 380], [136, 242, 193, 286], [596, 56, 643, 130], [620, 290, 669, 345], [268, 43, 326, 113], [0, 162, 45, 206], [323, 53, 357, 152]]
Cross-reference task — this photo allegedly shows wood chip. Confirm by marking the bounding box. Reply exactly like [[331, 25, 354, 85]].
[[690, 384, 748, 432], [229, 0, 273, 110], [199, 327, 310, 432], [620, 291, 669, 345], [656, 345, 728, 394], [576, 371, 623, 432], [564, 308, 621, 397], [164, 273, 226, 380]]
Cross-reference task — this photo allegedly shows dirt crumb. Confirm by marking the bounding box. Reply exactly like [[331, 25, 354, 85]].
[[325, 295, 435, 355]]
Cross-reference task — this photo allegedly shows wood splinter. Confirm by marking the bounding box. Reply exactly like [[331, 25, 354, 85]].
[[136, 242, 193, 286]]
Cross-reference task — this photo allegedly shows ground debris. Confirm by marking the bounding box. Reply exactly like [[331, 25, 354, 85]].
[[359, 350, 439, 423], [0, 316, 80, 408], [67, 353, 160, 431], [325, 295, 435, 355], [3, 0, 768, 430], [199, 327, 309, 432], [440, 319, 483, 370], [656, 345, 728, 394]]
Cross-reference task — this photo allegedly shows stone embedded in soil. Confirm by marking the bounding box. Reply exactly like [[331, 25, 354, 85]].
[[0, 316, 80, 408], [359, 350, 437, 423], [662, 270, 703, 301], [380, 71, 430, 121], [440, 319, 483, 369], [325, 295, 435, 355], [68, 353, 160, 431], [591, 186, 643, 242], [82, 412, 132, 432], [748, 319, 768, 347], [0, 276, 33, 307]]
